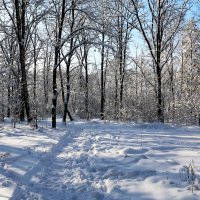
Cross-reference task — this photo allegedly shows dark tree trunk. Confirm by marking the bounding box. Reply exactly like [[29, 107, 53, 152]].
[[168, 44, 175, 123], [52, 0, 66, 128], [7, 72, 11, 118], [62, 0, 75, 123], [84, 43, 89, 120], [118, 14, 123, 118], [15, 0, 32, 123], [100, 32, 105, 120], [156, 0, 164, 123], [156, 71, 164, 123], [62, 53, 74, 122], [62, 63, 74, 123], [43, 57, 48, 106], [7, 87, 11, 118], [33, 31, 38, 129], [19, 89, 25, 122], [59, 52, 65, 104], [52, 51, 58, 128]]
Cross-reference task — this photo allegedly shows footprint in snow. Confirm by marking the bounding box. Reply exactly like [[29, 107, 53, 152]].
[[123, 147, 149, 155]]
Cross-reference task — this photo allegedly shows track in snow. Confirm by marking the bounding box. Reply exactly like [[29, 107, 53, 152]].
[[1, 121, 200, 200]]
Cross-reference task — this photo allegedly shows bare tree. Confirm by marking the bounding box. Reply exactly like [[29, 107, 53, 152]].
[[129, 0, 188, 122]]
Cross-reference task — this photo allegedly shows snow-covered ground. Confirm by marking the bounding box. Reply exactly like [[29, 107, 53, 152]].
[[0, 119, 200, 200]]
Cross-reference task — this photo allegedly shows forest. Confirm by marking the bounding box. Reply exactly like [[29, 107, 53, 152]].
[[1, 1, 200, 199], [0, 0, 199, 128]]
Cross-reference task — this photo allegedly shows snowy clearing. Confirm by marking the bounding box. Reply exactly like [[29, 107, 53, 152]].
[[0, 120, 200, 200]]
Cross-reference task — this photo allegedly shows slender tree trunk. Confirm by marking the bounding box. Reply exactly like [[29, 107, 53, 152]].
[[62, 0, 75, 123], [7, 88, 11, 118], [7, 71, 11, 118], [114, 67, 118, 120], [63, 53, 74, 122], [52, 49, 58, 128], [43, 56, 48, 105], [169, 70, 175, 123], [100, 32, 105, 120], [168, 44, 175, 123], [84, 44, 89, 120], [43, 48, 51, 110], [0, 85, 5, 121], [59, 53, 65, 104], [118, 13, 123, 118], [52, 0, 66, 128], [181, 44, 184, 94], [62, 61, 71, 122], [58, 52, 66, 121], [33, 34, 38, 128]]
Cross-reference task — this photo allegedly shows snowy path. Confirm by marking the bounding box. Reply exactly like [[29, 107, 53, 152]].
[[1, 121, 200, 199]]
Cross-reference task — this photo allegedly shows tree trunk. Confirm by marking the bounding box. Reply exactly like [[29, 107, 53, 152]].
[[156, 0, 164, 123], [62, 0, 75, 123], [59, 53, 65, 104], [52, 0, 66, 128], [84, 43, 89, 120], [100, 32, 105, 120], [118, 13, 123, 118], [52, 49, 58, 128], [114, 67, 118, 120], [33, 33, 38, 129], [15, 0, 32, 122], [62, 53, 74, 122], [43, 47, 51, 112], [7, 84, 11, 118], [156, 67, 164, 122]]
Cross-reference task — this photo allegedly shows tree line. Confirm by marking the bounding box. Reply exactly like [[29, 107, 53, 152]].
[[0, 0, 199, 128]]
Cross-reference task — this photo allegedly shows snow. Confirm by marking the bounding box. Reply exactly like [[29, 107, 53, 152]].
[[0, 120, 200, 200]]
